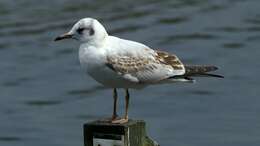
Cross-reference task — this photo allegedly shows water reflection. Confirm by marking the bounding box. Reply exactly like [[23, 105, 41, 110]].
[[0, 137, 22, 142], [223, 43, 245, 49], [24, 100, 62, 107], [67, 85, 107, 96], [159, 33, 219, 44], [157, 16, 189, 24]]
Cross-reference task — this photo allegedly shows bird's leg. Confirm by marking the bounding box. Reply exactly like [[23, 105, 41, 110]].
[[112, 89, 129, 124], [102, 88, 118, 122], [124, 88, 130, 121], [112, 88, 118, 120]]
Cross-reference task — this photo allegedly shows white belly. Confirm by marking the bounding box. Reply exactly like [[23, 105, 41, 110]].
[[87, 64, 137, 88]]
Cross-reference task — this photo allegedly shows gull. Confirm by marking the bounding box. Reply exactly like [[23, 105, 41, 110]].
[[54, 18, 223, 124]]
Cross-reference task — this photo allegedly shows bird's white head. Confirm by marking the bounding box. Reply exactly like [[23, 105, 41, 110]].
[[55, 18, 108, 46]]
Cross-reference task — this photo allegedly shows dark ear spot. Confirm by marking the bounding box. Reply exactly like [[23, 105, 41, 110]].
[[89, 28, 95, 36]]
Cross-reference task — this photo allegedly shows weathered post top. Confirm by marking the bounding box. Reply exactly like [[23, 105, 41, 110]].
[[84, 119, 159, 146]]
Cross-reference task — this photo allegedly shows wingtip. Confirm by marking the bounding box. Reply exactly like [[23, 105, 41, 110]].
[[205, 73, 224, 78], [212, 66, 218, 70]]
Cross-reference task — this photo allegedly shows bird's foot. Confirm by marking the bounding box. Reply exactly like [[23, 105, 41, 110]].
[[111, 118, 129, 124], [100, 115, 119, 122], [111, 115, 119, 121]]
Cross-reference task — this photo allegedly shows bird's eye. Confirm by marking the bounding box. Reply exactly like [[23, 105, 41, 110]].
[[77, 28, 85, 34], [89, 28, 95, 36]]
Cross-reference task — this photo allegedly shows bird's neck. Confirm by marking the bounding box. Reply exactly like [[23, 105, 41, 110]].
[[81, 34, 108, 48]]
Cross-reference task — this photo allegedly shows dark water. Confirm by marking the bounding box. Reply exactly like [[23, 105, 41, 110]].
[[1, 0, 260, 146]]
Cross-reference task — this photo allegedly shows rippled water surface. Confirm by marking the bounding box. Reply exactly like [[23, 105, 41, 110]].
[[1, 0, 260, 146]]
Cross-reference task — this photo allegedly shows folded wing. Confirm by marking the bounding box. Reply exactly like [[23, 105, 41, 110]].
[[106, 50, 186, 83]]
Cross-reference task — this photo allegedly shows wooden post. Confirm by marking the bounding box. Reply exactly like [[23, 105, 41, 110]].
[[84, 119, 159, 146]]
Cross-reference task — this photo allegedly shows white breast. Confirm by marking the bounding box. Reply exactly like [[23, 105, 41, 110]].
[[78, 44, 144, 89], [79, 44, 107, 80]]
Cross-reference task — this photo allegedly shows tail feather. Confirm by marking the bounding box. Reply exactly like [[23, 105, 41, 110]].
[[169, 65, 223, 80], [184, 65, 223, 78]]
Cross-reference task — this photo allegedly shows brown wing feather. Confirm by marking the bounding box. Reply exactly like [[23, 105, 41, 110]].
[[155, 50, 184, 70], [106, 50, 186, 83], [106, 56, 151, 74], [106, 50, 185, 75]]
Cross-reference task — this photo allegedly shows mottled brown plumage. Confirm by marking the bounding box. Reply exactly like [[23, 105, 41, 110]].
[[106, 50, 186, 81], [107, 50, 185, 73], [106, 56, 152, 74], [155, 50, 184, 70], [106, 50, 223, 82]]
